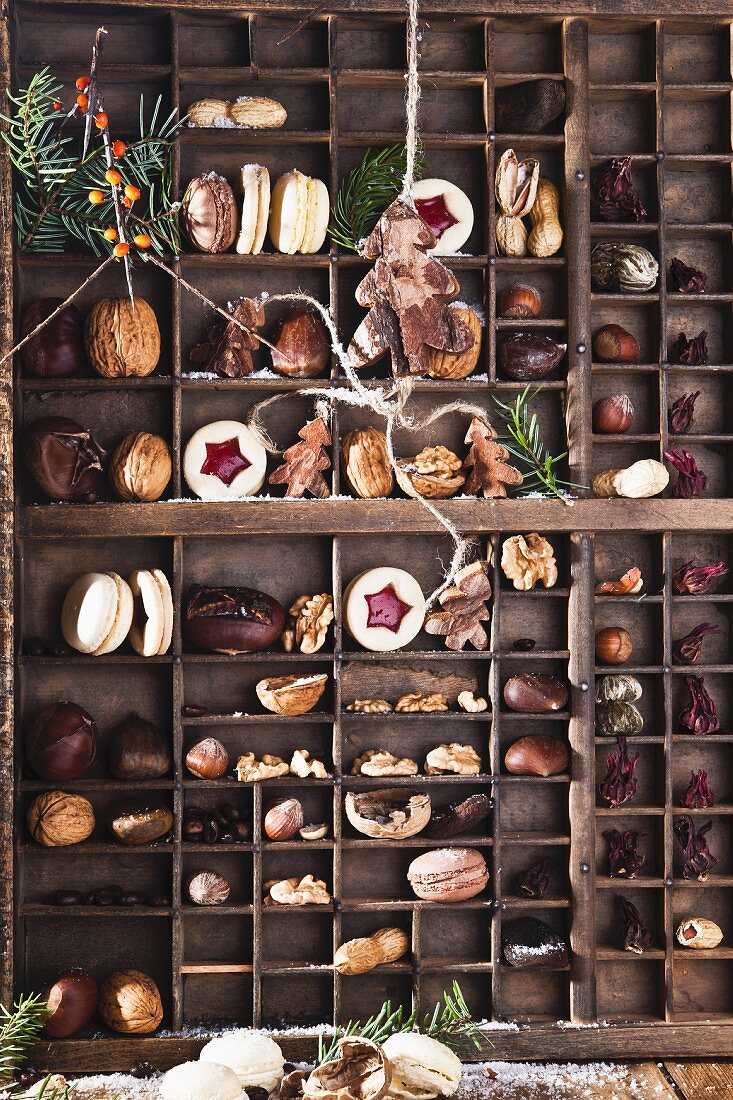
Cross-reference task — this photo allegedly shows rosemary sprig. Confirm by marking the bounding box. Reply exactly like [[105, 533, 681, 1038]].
[[329, 143, 425, 252], [0, 993, 48, 1084], [317, 981, 490, 1064], [493, 385, 583, 500]]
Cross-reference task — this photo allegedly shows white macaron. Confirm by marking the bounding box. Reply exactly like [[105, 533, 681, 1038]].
[[382, 1033, 462, 1098], [236, 164, 270, 255], [161, 1060, 247, 1100], [200, 1030, 285, 1093]]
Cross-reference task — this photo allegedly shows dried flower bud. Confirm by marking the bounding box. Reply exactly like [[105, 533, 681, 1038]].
[[673, 622, 721, 665], [593, 157, 648, 222], [679, 675, 719, 734], [517, 858, 553, 898], [604, 828, 646, 878], [598, 735, 639, 808], [669, 257, 707, 294], [664, 447, 708, 498], [674, 815, 718, 881], [620, 897, 653, 954], [673, 560, 728, 595], [682, 770, 715, 809], [668, 392, 700, 434], [670, 330, 708, 366]]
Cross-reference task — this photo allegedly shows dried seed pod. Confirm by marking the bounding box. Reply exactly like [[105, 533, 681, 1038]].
[[595, 700, 644, 737], [186, 870, 231, 906], [595, 675, 643, 704], [591, 243, 659, 293]]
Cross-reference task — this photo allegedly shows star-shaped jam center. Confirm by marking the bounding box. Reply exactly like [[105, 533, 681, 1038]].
[[415, 194, 457, 239], [200, 436, 251, 486], [364, 583, 412, 633]]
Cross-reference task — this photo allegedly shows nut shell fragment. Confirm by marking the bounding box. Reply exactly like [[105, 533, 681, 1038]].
[[256, 673, 328, 716], [676, 917, 723, 950], [303, 1037, 391, 1100], [345, 788, 431, 839]]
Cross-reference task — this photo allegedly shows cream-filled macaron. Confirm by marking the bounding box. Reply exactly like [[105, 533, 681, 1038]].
[[93, 572, 134, 654], [183, 420, 267, 500], [236, 164, 270, 255], [161, 1060, 247, 1100], [200, 1030, 285, 1093], [412, 178, 474, 255], [61, 572, 133, 656], [382, 1033, 462, 1098], [344, 567, 426, 652], [301, 176, 330, 253], [269, 169, 309, 254], [128, 568, 173, 657]]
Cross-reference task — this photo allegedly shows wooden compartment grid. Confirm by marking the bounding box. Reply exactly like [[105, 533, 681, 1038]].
[[5, 0, 733, 1064]]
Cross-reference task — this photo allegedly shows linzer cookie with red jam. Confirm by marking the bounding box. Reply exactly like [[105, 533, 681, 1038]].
[[412, 179, 473, 255], [344, 566, 426, 652], [183, 420, 267, 500]]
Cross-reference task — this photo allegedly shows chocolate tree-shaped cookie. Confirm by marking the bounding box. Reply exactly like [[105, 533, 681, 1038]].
[[424, 561, 492, 651], [346, 198, 474, 377], [463, 416, 523, 498], [268, 416, 331, 499], [189, 297, 264, 379]]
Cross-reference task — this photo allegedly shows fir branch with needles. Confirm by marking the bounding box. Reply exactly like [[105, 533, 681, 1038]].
[[492, 385, 583, 500], [0, 993, 48, 1084], [328, 143, 425, 252], [316, 981, 490, 1065]]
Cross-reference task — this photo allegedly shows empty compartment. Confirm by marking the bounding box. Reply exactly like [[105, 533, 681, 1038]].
[[183, 913, 253, 964], [589, 91, 656, 155], [335, 18, 405, 69], [179, 17, 250, 68], [664, 28, 731, 83], [262, 910, 334, 965], [183, 972, 253, 1025], [664, 92, 731, 156], [665, 164, 733, 225], [589, 25, 656, 84], [256, 16, 329, 68], [596, 958, 664, 1020]]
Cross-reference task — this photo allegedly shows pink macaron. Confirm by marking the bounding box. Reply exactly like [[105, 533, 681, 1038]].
[[407, 847, 489, 902]]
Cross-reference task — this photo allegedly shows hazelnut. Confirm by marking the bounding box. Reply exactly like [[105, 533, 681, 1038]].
[[595, 626, 633, 665], [185, 737, 229, 780], [270, 309, 330, 378], [504, 735, 570, 777], [497, 283, 542, 319], [593, 394, 634, 435], [186, 870, 231, 906], [85, 297, 161, 378], [109, 432, 172, 502], [593, 324, 640, 364], [264, 797, 305, 841]]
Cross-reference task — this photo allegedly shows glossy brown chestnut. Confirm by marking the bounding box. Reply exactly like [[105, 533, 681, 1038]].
[[184, 584, 286, 655], [595, 626, 633, 665], [497, 283, 542, 319], [22, 416, 105, 502], [42, 969, 99, 1038], [498, 333, 566, 380], [504, 735, 570, 776], [108, 802, 174, 845], [503, 673, 569, 713], [185, 737, 229, 780], [592, 324, 640, 364], [26, 700, 98, 781], [107, 714, 172, 780], [264, 797, 305, 841], [270, 309, 330, 378], [593, 394, 635, 434], [20, 299, 85, 379]]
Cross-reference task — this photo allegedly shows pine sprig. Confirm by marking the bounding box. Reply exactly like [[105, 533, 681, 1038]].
[[316, 981, 490, 1065], [328, 143, 425, 252], [492, 385, 583, 499], [0, 992, 48, 1084]]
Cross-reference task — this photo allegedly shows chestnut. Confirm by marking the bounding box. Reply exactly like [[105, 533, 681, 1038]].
[[107, 714, 172, 780], [184, 584, 286, 655], [22, 416, 105, 502], [503, 673, 569, 713], [593, 324, 639, 364], [593, 394, 634, 435], [20, 299, 85, 378], [185, 737, 229, 780], [42, 969, 98, 1038], [596, 626, 633, 665], [270, 309, 330, 378], [504, 735, 570, 777], [108, 802, 173, 845], [498, 333, 566, 380], [26, 700, 98, 781], [497, 283, 542, 319], [53, 890, 83, 906]]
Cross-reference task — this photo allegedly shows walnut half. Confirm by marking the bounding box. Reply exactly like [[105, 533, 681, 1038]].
[[351, 749, 419, 776], [346, 698, 394, 714], [501, 532, 558, 591], [284, 593, 334, 654], [235, 752, 289, 782], [425, 742, 482, 775], [266, 874, 331, 906], [395, 691, 449, 713]]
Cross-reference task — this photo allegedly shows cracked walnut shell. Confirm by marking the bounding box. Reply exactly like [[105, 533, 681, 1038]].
[[85, 297, 161, 378], [256, 673, 327, 715], [425, 742, 482, 775], [397, 446, 466, 499], [109, 432, 172, 502], [286, 594, 334, 654], [395, 691, 449, 713], [501, 533, 558, 591], [235, 752, 289, 782], [303, 1038, 390, 1100], [267, 874, 331, 906], [351, 749, 418, 777], [346, 789, 431, 839], [341, 427, 394, 499]]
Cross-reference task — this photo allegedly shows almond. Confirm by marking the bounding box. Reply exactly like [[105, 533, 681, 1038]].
[[256, 673, 328, 716]]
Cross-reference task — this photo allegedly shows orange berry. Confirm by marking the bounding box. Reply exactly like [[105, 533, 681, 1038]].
[[88, 189, 105, 205], [112, 140, 127, 158], [75, 76, 90, 91], [105, 168, 122, 185], [76, 93, 89, 110], [94, 111, 108, 129], [113, 242, 130, 258], [103, 227, 118, 241], [133, 233, 152, 250], [52, 100, 63, 111], [123, 196, 132, 209], [124, 184, 141, 202]]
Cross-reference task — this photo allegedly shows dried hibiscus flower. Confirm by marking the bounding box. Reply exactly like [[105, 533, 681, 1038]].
[[604, 828, 646, 878], [674, 815, 718, 881], [673, 622, 721, 664], [620, 897, 653, 954], [682, 769, 715, 809], [673, 559, 728, 595], [517, 858, 554, 898], [594, 157, 648, 222], [598, 735, 639, 808], [679, 675, 719, 734], [664, 447, 708, 498], [670, 330, 708, 366], [669, 257, 707, 294], [668, 392, 700, 434]]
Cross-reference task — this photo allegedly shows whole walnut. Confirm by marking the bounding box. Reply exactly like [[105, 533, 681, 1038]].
[[27, 791, 95, 846], [109, 432, 172, 502], [85, 298, 161, 378], [99, 969, 163, 1034]]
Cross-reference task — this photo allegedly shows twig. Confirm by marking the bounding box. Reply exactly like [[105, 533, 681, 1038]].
[[83, 27, 107, 159], [275, 3, 329, 46]]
